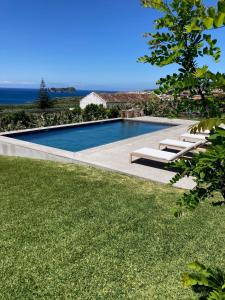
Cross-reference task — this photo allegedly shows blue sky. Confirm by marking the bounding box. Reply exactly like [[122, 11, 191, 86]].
[[0, 0, 225, 90]]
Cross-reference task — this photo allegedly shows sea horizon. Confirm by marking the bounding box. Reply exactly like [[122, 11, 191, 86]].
[[0, 87, 154, 105], [0, 87, 118, 105]]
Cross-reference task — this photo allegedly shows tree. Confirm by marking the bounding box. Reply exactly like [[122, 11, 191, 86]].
[[139, 0, 224, 117], [140, 0, 225, 213], [37, 79, 53, 109]]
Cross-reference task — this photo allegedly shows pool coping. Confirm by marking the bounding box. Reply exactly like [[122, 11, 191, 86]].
[[0, 117, 198, 189]]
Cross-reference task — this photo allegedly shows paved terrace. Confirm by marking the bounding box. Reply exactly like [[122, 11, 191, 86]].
[[73, 116, 197, 189], [0, 117, 198, 189]]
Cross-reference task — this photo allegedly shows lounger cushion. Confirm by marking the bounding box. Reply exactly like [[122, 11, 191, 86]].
[[132, 147, 177, 161], [160, 139, 194, 148], [180, 133, 207, 140]]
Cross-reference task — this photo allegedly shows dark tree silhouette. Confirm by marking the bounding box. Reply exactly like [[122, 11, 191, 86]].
[[37, 79, 52, 109]]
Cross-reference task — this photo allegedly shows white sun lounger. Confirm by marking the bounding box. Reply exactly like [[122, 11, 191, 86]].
[[130, 140, 203, 164], [180, 133, 208, 142], [159, 139, 195, 151], [181, 126, 224, 142]]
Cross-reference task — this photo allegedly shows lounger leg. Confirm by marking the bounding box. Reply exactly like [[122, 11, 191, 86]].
[[129, 154, 133, 164], [159, 144, 165, 150]]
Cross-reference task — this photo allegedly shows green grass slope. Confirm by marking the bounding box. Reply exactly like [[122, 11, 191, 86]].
[[0, 157, 224, 299]]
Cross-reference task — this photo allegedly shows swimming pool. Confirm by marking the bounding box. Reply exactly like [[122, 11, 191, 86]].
[[7, 120, 172, 152]]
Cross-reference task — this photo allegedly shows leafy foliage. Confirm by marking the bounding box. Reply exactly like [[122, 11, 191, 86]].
[[170, 127, 225, 216], [0, 110, 34, 130], [182, 261, 225, 299], [0, 105, 120, 132], [190, 118, 225, 134], [144, 96, 181, 117], [143, 95, 224, 119], [82, 104, 107, 121], [139, 0, 225, 117], [186, 0, 225, 32], [107, 106, 120, 118]]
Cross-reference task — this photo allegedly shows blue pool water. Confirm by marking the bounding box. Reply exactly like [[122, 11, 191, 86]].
[[8, 120, 172, 152]]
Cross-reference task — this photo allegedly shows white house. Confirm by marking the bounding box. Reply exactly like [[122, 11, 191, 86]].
[[80, 92, 157, 109], [80, 92, 107, 109]]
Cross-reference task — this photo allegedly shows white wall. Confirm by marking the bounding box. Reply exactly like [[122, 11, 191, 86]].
[[80, 93, 106, 109]]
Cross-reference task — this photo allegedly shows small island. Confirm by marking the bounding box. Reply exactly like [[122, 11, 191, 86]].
[[48, 87, 76, 93]]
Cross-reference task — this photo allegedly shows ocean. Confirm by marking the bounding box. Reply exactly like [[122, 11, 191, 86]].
[[0, 88, 112, 105]]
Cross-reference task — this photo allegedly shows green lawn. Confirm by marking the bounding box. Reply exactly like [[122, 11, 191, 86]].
[[0, 157, 225, 299]]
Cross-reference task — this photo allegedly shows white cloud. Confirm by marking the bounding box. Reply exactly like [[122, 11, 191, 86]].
[[0, 80, 34, 84], [0, 80, 35, 86], [0, 80, 14, 84]]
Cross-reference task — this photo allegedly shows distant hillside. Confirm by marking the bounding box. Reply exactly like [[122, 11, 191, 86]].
[[48, 87, 76, 93]]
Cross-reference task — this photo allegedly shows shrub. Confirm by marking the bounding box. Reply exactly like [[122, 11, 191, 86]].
[[182, 261, 225, 299], [177, 98, 222, 118], [34, 109, 83, 127], [143, 96, 223, 119], [0, 104, 119, 132], [0, 111, 33, 131], [82, 104, 107, 121], [144, 97, 181, 117], [170, 127, 225, 216], [107, 106, 120, 118]]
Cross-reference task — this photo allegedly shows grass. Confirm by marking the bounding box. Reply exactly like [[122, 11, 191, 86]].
[[0, 157, 225, 299]]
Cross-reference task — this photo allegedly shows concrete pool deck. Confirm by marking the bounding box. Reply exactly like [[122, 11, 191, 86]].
[[0, 117, 198, 189]]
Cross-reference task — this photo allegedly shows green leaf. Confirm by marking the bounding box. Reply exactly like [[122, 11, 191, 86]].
[[208, 7, 216, 18], [194, 66, 208, 78], [186, 20, 202, 32], [214, 13, 225, 28], [188, 261, 208, 273], [182, 273, 198, 287], [208, 290, 225, 299], [203, 17, 214, 29]]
